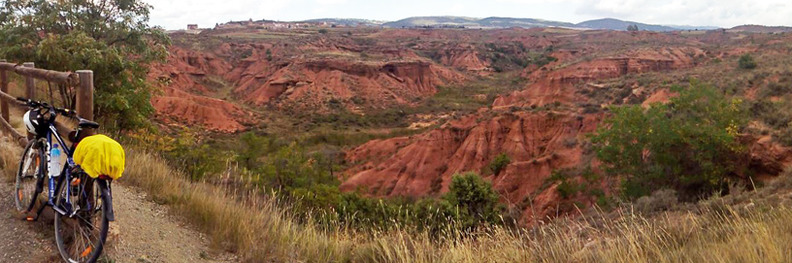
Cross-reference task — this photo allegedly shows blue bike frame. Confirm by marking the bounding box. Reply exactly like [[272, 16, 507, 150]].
[[45, 123, 82, 217]]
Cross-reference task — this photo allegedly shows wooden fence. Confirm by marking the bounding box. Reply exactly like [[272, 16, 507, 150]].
[[0, 59, 93, 147]]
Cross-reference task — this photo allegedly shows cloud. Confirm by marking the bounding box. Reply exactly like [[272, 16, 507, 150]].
[[315, 0, 348, 4], [145, 0, 792, 29], [575, 0, 792, 26], [147, 0, 294, 29]]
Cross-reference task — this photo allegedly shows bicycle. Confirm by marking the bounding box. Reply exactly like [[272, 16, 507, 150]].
[[13, 97, 115, 263]]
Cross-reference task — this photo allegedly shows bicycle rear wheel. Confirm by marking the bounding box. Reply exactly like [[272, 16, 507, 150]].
[[54, 174, 109, 263], [15, 139, 45, 212]]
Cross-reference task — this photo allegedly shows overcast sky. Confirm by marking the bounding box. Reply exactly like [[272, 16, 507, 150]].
[[147, 0, 792, 30]]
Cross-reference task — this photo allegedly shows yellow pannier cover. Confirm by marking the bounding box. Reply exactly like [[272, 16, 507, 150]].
[[73, 135, 126, 180]]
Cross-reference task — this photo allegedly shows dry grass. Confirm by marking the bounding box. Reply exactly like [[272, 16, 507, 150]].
[[0, 136, 23, 180], [123, 150, 356, 262], [121, 148, 792, 263], [3, 138, 792, 262]]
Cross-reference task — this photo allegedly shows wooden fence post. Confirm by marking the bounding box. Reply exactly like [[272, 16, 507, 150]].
[[76, 70, 94, 120], [0, 59, 8, 122], [23, 62, 35, 100]]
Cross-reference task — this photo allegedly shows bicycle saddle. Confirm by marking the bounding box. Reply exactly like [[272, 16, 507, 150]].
[[78, 118, 100, 129]]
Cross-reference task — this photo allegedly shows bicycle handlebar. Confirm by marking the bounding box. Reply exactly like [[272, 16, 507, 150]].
[[17, 96, 78, 118]]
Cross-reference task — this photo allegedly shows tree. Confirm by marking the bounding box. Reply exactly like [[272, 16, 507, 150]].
[[627, 24, 639, 32], [443, 172, 503, 228], [591, 82, 747, 200], [0, 0, 170, 130]]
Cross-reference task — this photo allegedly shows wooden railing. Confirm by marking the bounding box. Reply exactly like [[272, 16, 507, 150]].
[[0, 59, 93, 147]]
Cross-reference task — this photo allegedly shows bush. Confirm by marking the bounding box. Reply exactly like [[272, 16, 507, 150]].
[[738, 54, 757, 69], [488, 153, 511, 175], [165, 134, 227, 181], [443, 172, 504, 229], [635, 189, 679, 213], [591, 82, 747, 201], [318, 29, 329, 34]]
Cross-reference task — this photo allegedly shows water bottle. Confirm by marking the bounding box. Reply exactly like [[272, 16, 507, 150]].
[[49, 143, 65, 177]]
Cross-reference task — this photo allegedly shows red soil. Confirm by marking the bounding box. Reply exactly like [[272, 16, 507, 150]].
[[151, 87, 250, 133], [234, 59, 465, 111], [342, 111, 603, 223], [495, 47, 704, 107]]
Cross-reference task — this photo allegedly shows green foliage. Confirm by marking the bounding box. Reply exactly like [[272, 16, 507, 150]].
[[738, 54, 757, 69], [488, 153, 511, 175], [166, 134, 227, 181], [265, 49, 272, 61], [443, 172, 504, 229], [0, 0, 170, 130], [256, 142, 337, 190], [331, 172, 506, 233], [547, 167, 602, 201], [591, 82, 747, 201], [556, 180, 579, 199], [235, 132, 280, 170]]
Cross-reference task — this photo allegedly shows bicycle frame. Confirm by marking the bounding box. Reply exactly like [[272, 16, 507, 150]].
[[44, 122, 82, 217]]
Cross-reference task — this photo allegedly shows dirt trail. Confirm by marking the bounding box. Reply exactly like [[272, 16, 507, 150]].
[[0, 178, 57, 263], [0, 172, 237, 263]]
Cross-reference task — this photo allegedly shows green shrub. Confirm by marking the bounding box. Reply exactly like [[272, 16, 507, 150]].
[[591, 81, 747, 201], [165, 134, 227, 181], [443, 172, 504, 229], [738, 54, 757, 69], [488, 153, 511, 175], [556, 180, 579, 199]]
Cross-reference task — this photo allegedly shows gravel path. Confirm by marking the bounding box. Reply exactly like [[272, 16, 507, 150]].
[[0, 177, 58, 263], [0, 171, 237, 263]]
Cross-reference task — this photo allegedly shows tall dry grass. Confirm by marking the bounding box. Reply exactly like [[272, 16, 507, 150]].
[[121, 148, 792, 263], [0, 136, 23, 180], [3, 138, 792, 262]]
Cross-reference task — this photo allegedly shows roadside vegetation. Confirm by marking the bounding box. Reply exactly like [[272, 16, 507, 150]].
[[4, 132, 792, 262], [41, 139, 789, 263], [5, 1, 792, 262]]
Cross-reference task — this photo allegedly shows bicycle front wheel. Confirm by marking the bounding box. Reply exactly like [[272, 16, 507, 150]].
[[54, 175, 109, 263], [15, 139, 45, 212]]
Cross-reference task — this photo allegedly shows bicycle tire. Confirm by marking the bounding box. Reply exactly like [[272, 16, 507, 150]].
[[54, 175, 109, 263], [14, 139, 45, 212]]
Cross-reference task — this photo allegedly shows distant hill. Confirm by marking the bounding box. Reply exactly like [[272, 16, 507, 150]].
[[670, 25, 721, 31], [477, 17, 574, 28], [383, 16, 481, 28], [730, 25, 792, 33], [383, 16, 573, 29], [300, 18, 385, 27], [294, 16, 784, 32], [575, 18, 678, 31], [381, 16, 719, 31]]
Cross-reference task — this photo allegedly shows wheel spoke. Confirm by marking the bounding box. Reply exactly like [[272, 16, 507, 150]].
[[56, 179, 108, 262], [15, 143, 42, 212]]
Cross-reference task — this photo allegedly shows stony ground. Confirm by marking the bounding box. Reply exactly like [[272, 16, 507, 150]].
[[0, 176, 237, 263]]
